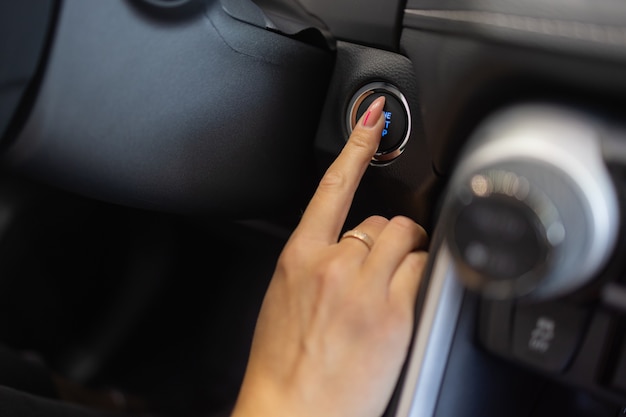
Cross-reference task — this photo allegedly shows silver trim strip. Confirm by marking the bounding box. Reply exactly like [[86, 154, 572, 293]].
[[404, 9, 626, 47], [395, 244, 465, 417]]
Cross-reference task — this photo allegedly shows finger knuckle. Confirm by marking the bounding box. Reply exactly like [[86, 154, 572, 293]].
[[405, 251, 429, 276], [348, 130, 375, 152], [279, 240, 309, 268], [389, 216, 429, 248], [318, 168, 347, 192], [279, 242, 299, 262], [317, 256, 348, 287], [389, 215, 419, 233], [364, 215, 389, 227]]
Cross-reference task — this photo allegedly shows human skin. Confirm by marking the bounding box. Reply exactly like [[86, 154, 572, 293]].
[[231, 96, 429, 417]]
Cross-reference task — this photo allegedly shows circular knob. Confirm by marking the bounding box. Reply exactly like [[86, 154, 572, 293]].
[[449, 167, 567, 298], [443, 104, 619, 300]]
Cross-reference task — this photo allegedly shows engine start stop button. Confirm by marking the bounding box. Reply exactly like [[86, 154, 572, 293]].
[[346, 82, 411, 166]]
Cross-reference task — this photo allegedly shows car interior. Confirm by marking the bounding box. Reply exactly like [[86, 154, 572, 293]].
[[1, 0, 626, 416]]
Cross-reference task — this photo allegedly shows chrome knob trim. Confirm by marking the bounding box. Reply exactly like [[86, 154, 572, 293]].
[[443, 104, 620, 300]]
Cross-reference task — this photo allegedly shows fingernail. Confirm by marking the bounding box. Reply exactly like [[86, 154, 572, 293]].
[[361, 96, 386, 128]]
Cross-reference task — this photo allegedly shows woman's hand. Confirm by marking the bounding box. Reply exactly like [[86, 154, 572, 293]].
[[231, 96, 429, 417]]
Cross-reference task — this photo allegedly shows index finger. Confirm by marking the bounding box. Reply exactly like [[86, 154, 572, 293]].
[[294, 96, 386, 244]]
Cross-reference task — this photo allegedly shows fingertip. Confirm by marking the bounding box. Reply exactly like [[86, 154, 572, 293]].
[[359, 96, 386, 128], [345, 96, 386, 158]]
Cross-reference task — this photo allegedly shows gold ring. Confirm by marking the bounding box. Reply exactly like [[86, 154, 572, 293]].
[[340, 229, 374, 250]]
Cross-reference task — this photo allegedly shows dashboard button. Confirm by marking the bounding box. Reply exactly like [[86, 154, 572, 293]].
[[353, 92, 407, 153], [347, 82, 411, 166], [511, 302, 589, 372]]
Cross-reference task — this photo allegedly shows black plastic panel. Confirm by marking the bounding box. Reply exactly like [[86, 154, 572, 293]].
[[220, 0, 335, 50], [0, 2, 57, 140], [401, 4, 626, 177], [433, 293, 622, 417], [2, 0, 334, 217], [297, 0, 405, 51]]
